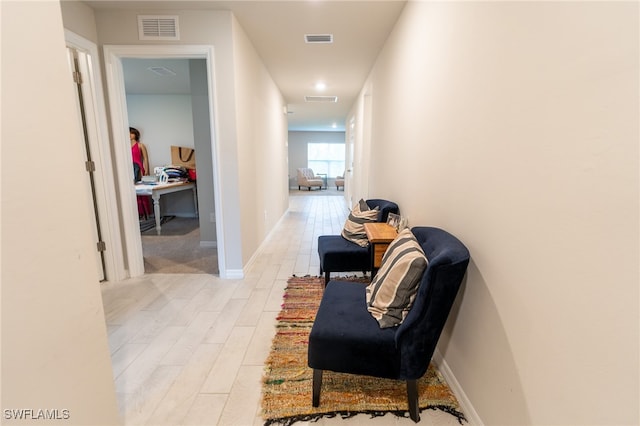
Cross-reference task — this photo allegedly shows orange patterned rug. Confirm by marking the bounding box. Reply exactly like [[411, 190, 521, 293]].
[[261, 275, 466, 426]]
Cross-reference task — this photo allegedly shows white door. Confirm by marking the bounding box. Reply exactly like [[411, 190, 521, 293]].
[[65, 31, 124, 282], [66, 47, 106, 281], [346, 116, 356, 207]]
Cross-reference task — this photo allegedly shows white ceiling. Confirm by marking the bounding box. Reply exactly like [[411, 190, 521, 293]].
[[122, 58, 195, 95], [84, 0, 407, 131]]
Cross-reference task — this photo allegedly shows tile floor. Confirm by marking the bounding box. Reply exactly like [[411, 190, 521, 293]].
[[101, 193, 463, 425]]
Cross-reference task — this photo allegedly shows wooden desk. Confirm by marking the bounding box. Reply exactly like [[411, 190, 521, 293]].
[[135, 181, 198, 235], [364, 222, 398, 277]]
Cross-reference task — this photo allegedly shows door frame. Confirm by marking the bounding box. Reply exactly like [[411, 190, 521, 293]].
[[345, 115, 356, 207], [65, 30, 125, 281], [361, 92, 373, 199], [103, 44, 226, 278]]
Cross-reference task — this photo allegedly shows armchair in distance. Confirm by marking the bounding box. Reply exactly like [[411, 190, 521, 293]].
[[297, 168, 324, 191]]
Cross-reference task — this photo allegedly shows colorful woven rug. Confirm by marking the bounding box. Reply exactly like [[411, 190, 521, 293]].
[[261, 275, 466, 426]]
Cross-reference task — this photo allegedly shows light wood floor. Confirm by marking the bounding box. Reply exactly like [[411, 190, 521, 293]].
[[101, 193, 462, 425]]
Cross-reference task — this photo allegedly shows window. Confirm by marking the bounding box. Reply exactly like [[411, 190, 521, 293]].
[[308, 143, 345, 178]]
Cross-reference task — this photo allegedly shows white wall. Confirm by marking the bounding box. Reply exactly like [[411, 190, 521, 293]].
[[126, 94, 197, 217], [190, 58, 217, 243], [351, 2, 639, 425], [1, 1, 121, 424], [126, 94, 195, 171], [59, 0, 98, 42], [231, 14, 289, 265]]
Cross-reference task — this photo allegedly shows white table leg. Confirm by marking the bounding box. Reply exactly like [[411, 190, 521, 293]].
[[152, 193, 162, 235]]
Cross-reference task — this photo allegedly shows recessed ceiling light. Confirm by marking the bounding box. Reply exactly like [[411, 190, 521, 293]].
[[315, 82, 326, 91]]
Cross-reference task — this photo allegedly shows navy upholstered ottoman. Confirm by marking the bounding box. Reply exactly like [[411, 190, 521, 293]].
[[318, 199, 399, 285]]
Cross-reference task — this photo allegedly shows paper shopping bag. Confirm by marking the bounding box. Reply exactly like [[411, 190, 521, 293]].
[[170, 145, 196, 169]]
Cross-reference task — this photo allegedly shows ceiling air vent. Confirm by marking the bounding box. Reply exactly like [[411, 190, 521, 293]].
[[305, 34, 333, 44], [147, 66, 176, 76], [305, 96, 338, 103], [138, 15, 180, 40]]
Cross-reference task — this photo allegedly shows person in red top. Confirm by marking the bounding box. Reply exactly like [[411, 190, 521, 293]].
[[130, 127, 151, 218], [130, 127, 149, 181]]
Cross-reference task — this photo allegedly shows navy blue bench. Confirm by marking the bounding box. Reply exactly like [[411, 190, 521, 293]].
[[318, 199, 399, 285]]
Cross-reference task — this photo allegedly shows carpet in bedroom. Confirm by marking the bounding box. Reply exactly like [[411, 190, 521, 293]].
[[141, 217, 218, 275]]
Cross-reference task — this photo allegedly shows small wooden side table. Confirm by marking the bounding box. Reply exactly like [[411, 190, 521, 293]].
[[364, 222, 398, 278]]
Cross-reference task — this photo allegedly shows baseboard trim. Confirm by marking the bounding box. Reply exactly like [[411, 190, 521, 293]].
[[433, 349, 483, 426], [200, 241, 217, 248], [221, 269, 243, 279], [243, 209, 289, 277], [165, 213, 198, 218], [243, 252, 258, 277], [219, 209, 287, 279]]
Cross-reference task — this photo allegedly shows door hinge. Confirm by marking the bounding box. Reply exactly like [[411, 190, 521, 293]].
[[73, 70, 83, 84], [85, 160, 95, 172], [97, 241, 106, 252]]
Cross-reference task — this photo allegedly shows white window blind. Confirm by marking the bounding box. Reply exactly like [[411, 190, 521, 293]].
[[308, 143, 345, 177]]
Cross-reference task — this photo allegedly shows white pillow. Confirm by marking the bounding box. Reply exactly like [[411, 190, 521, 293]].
[[366, 228, 428, 328], [341, 199, 378, 247]]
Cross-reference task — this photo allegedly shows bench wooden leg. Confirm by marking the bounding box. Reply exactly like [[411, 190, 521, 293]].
[[407, 379, 419, 422], [312, 369, 323, 407]]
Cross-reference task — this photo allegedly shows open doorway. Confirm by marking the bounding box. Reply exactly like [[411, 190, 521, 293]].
[[122, 58, 218, 274], [103, 45, 226, 278]]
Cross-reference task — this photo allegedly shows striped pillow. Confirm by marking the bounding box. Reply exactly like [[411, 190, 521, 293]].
[[365, 228, 428, 328], [341, 199, 379, 247]]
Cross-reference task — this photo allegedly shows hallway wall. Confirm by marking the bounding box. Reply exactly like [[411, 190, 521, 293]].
[[231, 13, 289, 266], [352, 2, 639, 424], [2, 2, 121, 423]]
